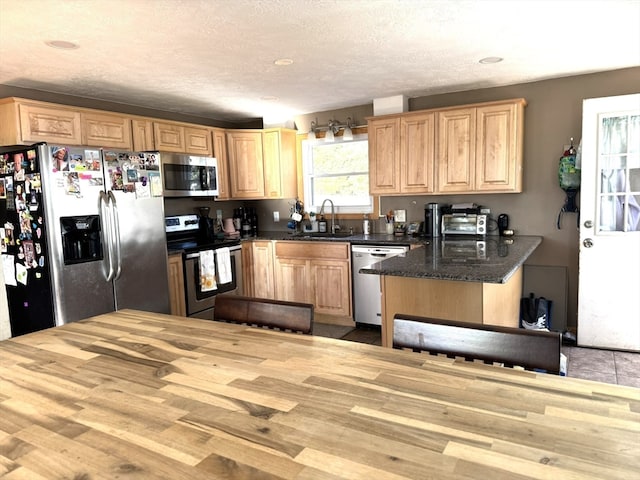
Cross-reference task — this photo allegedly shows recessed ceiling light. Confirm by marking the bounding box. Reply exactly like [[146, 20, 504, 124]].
[[261, 96, 279, 101], [479, 56, 503, 64], [45, 40, 79, 50], [274, 58, 293, 66]]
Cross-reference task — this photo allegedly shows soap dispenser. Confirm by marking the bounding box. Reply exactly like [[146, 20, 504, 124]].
[[318, 215, 328, 233]]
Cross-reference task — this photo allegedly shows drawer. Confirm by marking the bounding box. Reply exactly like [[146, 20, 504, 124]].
[[275, 241, 349, 260]]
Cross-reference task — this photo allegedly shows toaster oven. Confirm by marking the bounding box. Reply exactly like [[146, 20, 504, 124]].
[[441, 213, 487, 236]]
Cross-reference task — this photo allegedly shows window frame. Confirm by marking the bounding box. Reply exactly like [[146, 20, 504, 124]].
[[298, 130, 378, 217]]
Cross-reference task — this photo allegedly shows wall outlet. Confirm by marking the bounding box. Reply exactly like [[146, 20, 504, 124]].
[[480, 207, 491, 215], [273, 211, 280, 222], [216, 209, 223, 221]]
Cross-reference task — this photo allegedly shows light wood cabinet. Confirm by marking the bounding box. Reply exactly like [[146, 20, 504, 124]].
[[475, 102, 523, 192], [245, 240, 275, 299], [226, 128, 297, 200], [274, 241, 351, 317], [227, 130, 264, 198], [153, 122, 186, 153], [401, 112, 436, 194], [436, 107, 476, 192], [263, 128, 297, 198], [132, 119, 155, 151], [368, 112, 436, 195], [436, 100, 524, 193], [368, 98, 525, 195], [167, 253, 186, 316], [212, 127, 231, 200], [368, 117, 401, 194], [185, 126, 213, 156], [81, 112, 132, 149], [0, 99, 83, 145]]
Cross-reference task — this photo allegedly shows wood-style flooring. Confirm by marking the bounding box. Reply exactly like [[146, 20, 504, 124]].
[[314, 323, 640, 388]]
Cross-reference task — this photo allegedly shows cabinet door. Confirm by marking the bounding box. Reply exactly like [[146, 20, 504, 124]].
[[212, 128, 231, 199], [263, 128, 297, 199], [154, 122, 186, 152], [227, 131, 265, 198], [368, 117, 401, 194], [81, 112, 132, 149], [475, 102, 522, 192], [251, 241, 274, 299], [185, 127, 213, 155], [18, 103, 82, 144], [167, 254, 186, 316], [311, 260, 351, 316], [401, 112, 435, 193], [132, 119, 155, 151], [436, 108, 476, 193], [274, 257, 309, 303]]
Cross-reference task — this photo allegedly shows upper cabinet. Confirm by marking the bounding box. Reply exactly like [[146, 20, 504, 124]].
[[132, 119, 155, 151], [226, 128, 297, 200], [81, 112, 132, 149], [0, 99, 82, 145], [368, 117, 400, 195], [367, 98, 526, 195], [227, 130, 265, 198], [212, 127, 231, 200], [436, 100, 525, 193], [154, 121, 215, 155], [368, 112, 435, 195], [263, 128, 297, 199]]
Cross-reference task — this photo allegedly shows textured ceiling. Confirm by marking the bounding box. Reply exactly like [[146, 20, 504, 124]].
[[1, 0, 639, 124]]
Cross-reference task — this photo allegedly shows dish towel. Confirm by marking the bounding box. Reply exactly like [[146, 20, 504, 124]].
[[199, 250, 217, 292], [216, 247, 232, 285]]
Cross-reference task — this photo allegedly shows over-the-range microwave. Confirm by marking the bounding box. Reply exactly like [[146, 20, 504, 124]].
[[161, 153, 219, 197]]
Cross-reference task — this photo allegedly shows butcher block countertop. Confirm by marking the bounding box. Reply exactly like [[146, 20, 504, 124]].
[[1, 310, 638, 479]]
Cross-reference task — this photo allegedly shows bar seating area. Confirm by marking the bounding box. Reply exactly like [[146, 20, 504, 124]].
[[213, 294, 314, 334], [393, 314, 563, 374]]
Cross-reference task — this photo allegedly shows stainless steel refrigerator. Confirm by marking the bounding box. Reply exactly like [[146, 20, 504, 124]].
[[0, 143, 169, 336]]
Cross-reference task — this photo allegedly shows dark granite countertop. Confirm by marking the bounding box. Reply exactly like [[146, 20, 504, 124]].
[[360, 236, 542, 284], [244, 231, 424, 246]]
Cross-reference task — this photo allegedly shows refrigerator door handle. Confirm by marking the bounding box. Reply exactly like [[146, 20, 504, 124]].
[[108, 191, 123, 280], [99, 191, 115, 281]]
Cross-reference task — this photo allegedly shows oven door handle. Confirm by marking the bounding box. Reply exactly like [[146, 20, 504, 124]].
[[185, 244, 241, 259]]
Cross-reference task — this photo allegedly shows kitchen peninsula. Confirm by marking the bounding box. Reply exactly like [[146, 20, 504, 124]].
[[360, 236, 542, 347]]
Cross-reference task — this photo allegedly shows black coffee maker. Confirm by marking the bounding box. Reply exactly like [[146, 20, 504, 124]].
[[196, 207, 215, 243]]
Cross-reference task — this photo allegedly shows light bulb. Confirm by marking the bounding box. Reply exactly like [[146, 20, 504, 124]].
[[343, 126, 353, 141], [308, 129, 316, 140], [324, 128, 334, 142]]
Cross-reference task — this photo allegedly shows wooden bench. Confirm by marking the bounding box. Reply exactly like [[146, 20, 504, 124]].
[[214, 294, 314, 334], [393, 314, 562, 374]]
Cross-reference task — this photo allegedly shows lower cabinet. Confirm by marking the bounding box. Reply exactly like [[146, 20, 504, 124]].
[[274, 241, 352, 317], [244, 240, 275, 299], [167, 253, 186, 316]]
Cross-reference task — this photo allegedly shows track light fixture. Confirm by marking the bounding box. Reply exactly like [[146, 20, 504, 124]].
[[307, 117, 356, 142]]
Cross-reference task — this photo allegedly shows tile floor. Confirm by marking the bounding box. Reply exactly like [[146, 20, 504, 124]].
[[314, 323, 640, 388]]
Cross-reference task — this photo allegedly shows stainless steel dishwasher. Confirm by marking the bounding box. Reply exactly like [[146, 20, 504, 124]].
[[351, 245, 409, 326]]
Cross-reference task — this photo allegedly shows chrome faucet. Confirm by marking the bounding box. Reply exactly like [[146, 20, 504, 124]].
[[319, 198, 336, 234]]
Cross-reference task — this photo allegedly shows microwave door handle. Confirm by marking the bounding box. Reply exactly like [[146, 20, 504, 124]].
[[199, 166, 208, 190], [99, 191, 115, 281], [108, 191, 123, 280]]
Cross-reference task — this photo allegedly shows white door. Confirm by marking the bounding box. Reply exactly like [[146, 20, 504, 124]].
[[578, 93, 640, 351]]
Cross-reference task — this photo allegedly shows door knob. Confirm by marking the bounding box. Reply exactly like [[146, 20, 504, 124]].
[[584, 220, 593, 228], [583, 238, 594, 248]]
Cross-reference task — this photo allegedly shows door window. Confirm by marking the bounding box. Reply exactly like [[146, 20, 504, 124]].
[[597, 113, 640, 232]]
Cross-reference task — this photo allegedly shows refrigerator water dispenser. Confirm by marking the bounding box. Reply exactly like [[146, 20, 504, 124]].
[[61, 215, 103, 265]]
